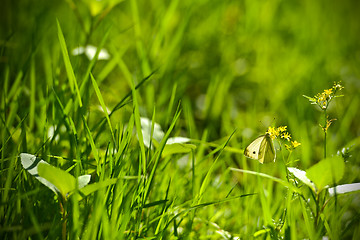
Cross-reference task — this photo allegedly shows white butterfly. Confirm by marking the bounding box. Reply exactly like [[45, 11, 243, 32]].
[[244, 133, 276, 164]]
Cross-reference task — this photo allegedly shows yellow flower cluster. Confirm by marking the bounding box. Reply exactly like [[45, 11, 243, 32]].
[[314, 82, 344, 109], [267, 126, 288, 139], [267, 126, 301, 151]]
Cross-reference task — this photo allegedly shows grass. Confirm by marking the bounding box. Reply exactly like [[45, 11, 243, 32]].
[[1, 0, 360, 239]]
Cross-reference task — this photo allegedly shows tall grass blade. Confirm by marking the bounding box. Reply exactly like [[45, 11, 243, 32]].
[[56, 19, 82, 107]]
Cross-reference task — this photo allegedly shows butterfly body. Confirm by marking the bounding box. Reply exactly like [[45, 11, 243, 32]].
[[244, 133, 276, 163]]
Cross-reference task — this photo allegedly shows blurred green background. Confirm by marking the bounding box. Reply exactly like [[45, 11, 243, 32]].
[[2, 0, 359, 166], [2, 0, 360, 238]]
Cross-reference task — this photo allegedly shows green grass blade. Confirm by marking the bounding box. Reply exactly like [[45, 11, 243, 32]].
[[29, 59, 35, 130], [197, 130, 236, 203], [81, 115, 100, 168], [143, 106, 182, 204], [7, 70, 23, 102], [130, 0, 151, 75], [56, 19, 82, 107], [81, 27, 111, 89], [52, 89, 77, 136], [89, 73, 115, 144], [230, 168, 301, 193], [117, 55, 147, 175]]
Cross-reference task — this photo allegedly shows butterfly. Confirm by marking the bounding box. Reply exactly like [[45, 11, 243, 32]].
[[244, 133, 276, 164]]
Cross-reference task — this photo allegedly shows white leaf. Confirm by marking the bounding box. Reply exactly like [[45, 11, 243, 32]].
[[166, 137, 191, 145], [288, 167, 316, 191], [72, 45, 110, 60], [72, 46, 85, 56], [77, 175, 91, 189], [328, 183, 360, 196], [85, 45, 110, 60]]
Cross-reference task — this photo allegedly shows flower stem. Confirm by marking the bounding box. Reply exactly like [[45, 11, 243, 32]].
[[323, 109, 327, 159]]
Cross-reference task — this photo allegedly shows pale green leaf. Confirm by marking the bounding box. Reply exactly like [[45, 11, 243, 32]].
[[38, 162, 76, 198], [20, 153, 91, 196], [306, 156, 345, 192]]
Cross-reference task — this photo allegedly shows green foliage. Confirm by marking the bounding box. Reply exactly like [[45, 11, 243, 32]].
[[38, 162, 82, 199], [1, 0, 360, 239], [306, 156, 345, 192]]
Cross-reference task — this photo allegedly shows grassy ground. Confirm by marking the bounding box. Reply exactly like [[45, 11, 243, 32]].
[[1, 0, 360, 239]]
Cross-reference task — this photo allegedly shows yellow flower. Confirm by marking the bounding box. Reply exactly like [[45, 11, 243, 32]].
[[324, 88, 333, 95], [278, 126, 287, 132], [291, 140, 301, 148], [304, 81, 343, 111], [310, 82, 344, 110], [267, 126, 289, 140], [281, 132, 291, 141], [285, 140, 301, 151]]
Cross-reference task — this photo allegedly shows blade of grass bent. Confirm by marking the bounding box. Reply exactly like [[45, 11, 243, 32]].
[[229, 168, 301, 193]]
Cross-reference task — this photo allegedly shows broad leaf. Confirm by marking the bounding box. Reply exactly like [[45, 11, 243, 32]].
[[306, 156, 345, 192], [38, 163, 77, 198]]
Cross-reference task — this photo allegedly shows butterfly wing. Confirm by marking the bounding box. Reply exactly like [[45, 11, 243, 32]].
[[244, 136, 265, 160], [258, 134, 276, 163]]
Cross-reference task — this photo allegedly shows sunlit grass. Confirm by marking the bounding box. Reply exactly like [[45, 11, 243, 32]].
[[1, 0, 360, 239]]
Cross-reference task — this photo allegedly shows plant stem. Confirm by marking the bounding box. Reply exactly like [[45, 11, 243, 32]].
[[323, 109, 327, 159], [60, 200, 67, 240]]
